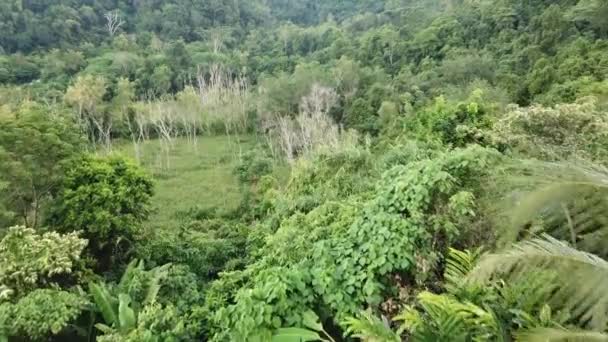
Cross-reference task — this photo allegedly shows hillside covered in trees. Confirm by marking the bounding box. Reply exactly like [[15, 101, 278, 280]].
[[1, 0, 608, 341]]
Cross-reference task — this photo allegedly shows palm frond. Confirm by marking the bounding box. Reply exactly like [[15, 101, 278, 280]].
[[469, 235, 608, 330], [496, 160, 608, 257], [444, 248, 483, 297], [394, 291, 500, 341], [516, 327, 608, 342]]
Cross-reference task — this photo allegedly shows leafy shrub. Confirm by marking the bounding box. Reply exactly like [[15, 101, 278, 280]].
[[138, 218, 250, 282], [233, 149, 274, 186], [48, 154, 154, 272], [0, 226, 87, 297], [1, 289, 87, 340], [407, 95, 494, 147]]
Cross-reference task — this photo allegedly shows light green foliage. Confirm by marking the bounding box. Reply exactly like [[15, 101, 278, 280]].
[[64, 75, 106, 116], [139, 218, 250, 283], [271, 313, 336, 342], [344, 247, 569, 341], [492, 98, 608, 161], [0, 227, 88, 340], [48, 154, 153, 270], [284, 146, 376, 210], [493, 160, 608, 257], [471, 235, 608, 331], [211, 267, 315, 340], [570, 0, 608, 35], [342, 310, 400, 342], [97, 303, 192, 342], [259, 62, 334, 116], [0, 226, 87, 297], [2, 289, 87, 340], [517, 328, 608, 342], [233, 148, 274, 186], [395, 291, 500, 342], [41, 49, 87, 81]]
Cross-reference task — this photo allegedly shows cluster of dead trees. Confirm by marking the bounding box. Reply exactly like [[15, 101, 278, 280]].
[[64, 64, 352, 168], [263, 84, 357, 163], [64, 65, 250, 168]]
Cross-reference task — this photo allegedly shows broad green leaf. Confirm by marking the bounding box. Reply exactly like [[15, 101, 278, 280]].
[[271, 327, 322, 342], [117, 294, 136, 331], [302, 310, 323, 332], [144, 263, 171, 305], [89, 282, 118, 326], [94, 323, 115, 334]]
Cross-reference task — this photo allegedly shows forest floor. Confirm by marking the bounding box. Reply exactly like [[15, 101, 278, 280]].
[[115, 134, 258, 230]]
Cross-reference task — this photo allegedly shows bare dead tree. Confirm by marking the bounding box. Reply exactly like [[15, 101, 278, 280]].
[[269, 84, 349, 163], [90, 113, 113, 153], [105, 11, 125, 36], [175, 86, 201, 150], [196, 64, 251, 135], [128, 103, 152, 163], [276, 115, 298, 163], [297, 84, 339, 155]]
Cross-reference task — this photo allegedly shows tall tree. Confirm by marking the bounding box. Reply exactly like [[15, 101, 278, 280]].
[[0, 105, 84, 228]]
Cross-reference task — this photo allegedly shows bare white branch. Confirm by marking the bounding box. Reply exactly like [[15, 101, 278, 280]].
[[105, 11, 125, 36]]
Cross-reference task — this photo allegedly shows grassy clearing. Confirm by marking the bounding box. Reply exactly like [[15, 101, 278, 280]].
[[114, 135, 257, 230]]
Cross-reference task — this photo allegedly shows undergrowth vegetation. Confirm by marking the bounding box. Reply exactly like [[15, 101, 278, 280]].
[[1, 0, 608, 341]]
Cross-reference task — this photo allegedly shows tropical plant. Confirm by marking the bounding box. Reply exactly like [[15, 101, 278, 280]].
[[89, 260, 171, 338]]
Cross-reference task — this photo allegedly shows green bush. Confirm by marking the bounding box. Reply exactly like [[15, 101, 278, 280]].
[[48, 154, 154, 272]]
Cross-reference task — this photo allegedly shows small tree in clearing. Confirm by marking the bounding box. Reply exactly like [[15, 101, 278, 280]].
[[175, 86, 202, 149], [147, 101, 176, 171]]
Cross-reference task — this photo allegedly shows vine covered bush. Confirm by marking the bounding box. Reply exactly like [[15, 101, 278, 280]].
[[207, 144, 500, 339]]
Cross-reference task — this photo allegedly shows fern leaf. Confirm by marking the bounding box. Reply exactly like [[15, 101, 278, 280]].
[[444, 248, 482, 295], [469, 235, 608, 330], [516, 328, 608, 342], [497, 160, 608, 257], [394, 292, 500, 341], [342, 310, 400, 342]]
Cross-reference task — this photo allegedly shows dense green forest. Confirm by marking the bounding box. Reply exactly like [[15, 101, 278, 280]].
[[2, 0, 608, 341]]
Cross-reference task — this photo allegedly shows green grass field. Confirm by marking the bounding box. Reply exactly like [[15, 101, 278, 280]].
[[115, 135, 258, 230]]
